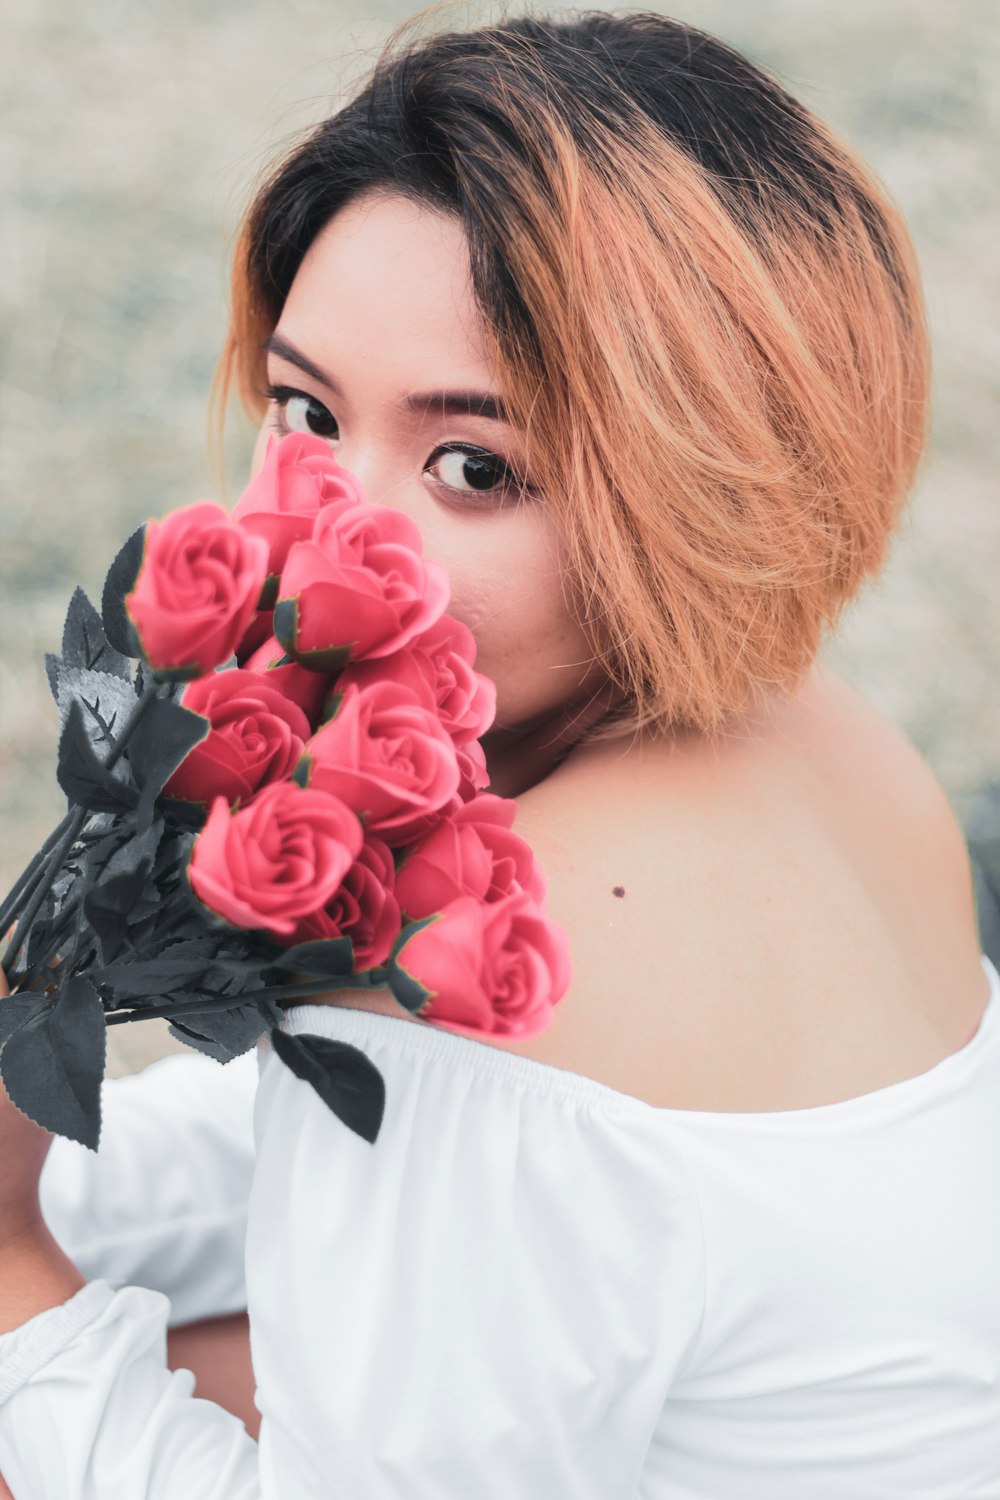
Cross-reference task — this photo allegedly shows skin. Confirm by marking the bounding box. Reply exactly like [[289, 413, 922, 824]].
[[250, 187, 627, 801]]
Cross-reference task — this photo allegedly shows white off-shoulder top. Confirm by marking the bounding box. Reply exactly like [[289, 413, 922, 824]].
[[2, 952, 999, 1497]]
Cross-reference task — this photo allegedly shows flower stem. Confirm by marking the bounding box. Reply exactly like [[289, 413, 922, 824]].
[[0, 810, 76, 938], [104, 971, 391, 1025]]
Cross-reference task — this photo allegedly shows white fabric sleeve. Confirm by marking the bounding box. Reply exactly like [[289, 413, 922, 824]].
[[0, 1009, 705, 1499], [38, 1046, 259, 1327], [0, 1280, 260, 1498]]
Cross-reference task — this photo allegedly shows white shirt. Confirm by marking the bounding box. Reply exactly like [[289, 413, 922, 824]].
[[1, 952, 999, 1497]]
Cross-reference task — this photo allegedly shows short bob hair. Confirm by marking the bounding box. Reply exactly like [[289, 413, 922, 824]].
[[211, 5, 931, 745]]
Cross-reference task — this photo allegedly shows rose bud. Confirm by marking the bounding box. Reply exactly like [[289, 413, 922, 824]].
[[394, 889, 572, 1039], [455, 737, 491, 800], [241, 634, 330, 725], [162, 668, 311, 811], [394, 792, 547, 919], [302, 679, 461, 848], [284, 834, 401, 971], [231, 430, 367, 591], [274, 500, 450, 672], [234, 609, 275, 665], [187, 781, 364, 938], [126, 501, 268, 680], [335, 612, 496, 746]]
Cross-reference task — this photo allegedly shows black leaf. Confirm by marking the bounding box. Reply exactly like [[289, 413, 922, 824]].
[[56, 666, 137, 743], [101, 525, 146, 657], [94, 945, 218, 1000], [0, 990, 50, 1051], [270, 1028, 385, 1145], [267, 937, 356, 980], [0, 975, 105, 1150], [167, 998, 282, 1063], [127, 694, 208, 832], [57, 699, 139, 814], [84, 872, 149, 967], [158, 794, 208, 832], [61, 587, 132, 681], [200, 956, 278, 993], [167, 1018, 236, 1064]]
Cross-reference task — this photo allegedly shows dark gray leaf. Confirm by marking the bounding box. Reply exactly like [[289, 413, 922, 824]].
[[0, 975, 105, 1150], [101, 526, 146, 657], [167, 998, 282, 1062], [270, 1028, 385, 1144], [57, 700, 139, 814], [84, 872, 148, 967], [56, 666, 138, 744], [127, 694, 208, 831], [94, 947, 218, 1000], [167, 1018, 238, 1063], [267, 937, 355, 980], [61, 587, 133, 681], [0, 990, 50, 1050]]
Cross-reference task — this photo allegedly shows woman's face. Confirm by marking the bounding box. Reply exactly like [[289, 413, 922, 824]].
[[249, 189, 619, 792]]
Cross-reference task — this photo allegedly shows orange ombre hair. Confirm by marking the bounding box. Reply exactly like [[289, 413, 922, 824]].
[[209, 6, 931, 746]]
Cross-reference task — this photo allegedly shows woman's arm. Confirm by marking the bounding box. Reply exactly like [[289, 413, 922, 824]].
[[0, 961, 88, 1334], [0, 1226, 86, 1337]]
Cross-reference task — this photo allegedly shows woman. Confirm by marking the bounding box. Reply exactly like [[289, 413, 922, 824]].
[[1, 8, 998, 1494]]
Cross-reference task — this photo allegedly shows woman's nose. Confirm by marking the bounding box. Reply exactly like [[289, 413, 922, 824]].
[[331, 444, 415, 520]]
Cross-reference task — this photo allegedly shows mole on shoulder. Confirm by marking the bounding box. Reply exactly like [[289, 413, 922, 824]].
[[612, 885, 626, 898]]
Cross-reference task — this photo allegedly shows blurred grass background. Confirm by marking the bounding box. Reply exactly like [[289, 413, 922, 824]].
[[1, 0, 997, 1074]]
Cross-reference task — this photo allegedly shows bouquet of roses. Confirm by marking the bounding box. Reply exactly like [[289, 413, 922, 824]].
[[0, 431, 571, 1150]]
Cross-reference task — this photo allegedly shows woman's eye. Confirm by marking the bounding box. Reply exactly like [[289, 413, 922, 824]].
[[264, 383, 337, 439], [426, 444, 528, 502], [261, 382, 532, 504]]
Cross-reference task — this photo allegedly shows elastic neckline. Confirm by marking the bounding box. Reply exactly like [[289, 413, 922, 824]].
[[279, 952, 1000, 1133]]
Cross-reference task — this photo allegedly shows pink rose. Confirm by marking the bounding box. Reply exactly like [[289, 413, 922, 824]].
[[285, 834, 401, 970], [394, 738, 491, 845], [395, 890, 571, 1038], [394, 792, 547, 918], [162, 668, 310, 810], [335, 613, 496, 745], [274, 500, 450, 670], [241, 635, 331, 726], [187, 781, 364, 937], [303, 680, 461, 848], [231, 430, 367, 582], [126, 502, 268, 679]]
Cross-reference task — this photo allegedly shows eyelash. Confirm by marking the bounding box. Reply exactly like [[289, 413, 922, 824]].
[[259, 381, 534, 505]]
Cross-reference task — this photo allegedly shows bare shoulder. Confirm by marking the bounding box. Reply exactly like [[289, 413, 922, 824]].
[[514, 660, 979, 943], [484, 662, 989, 1109], [299, 663, 988, 1110]]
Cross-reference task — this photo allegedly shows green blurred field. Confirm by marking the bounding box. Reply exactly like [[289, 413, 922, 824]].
[[2, 0, 997, 1073]]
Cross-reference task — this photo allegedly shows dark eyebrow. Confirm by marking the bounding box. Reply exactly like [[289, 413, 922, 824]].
[[261, 330, 512, 425]]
